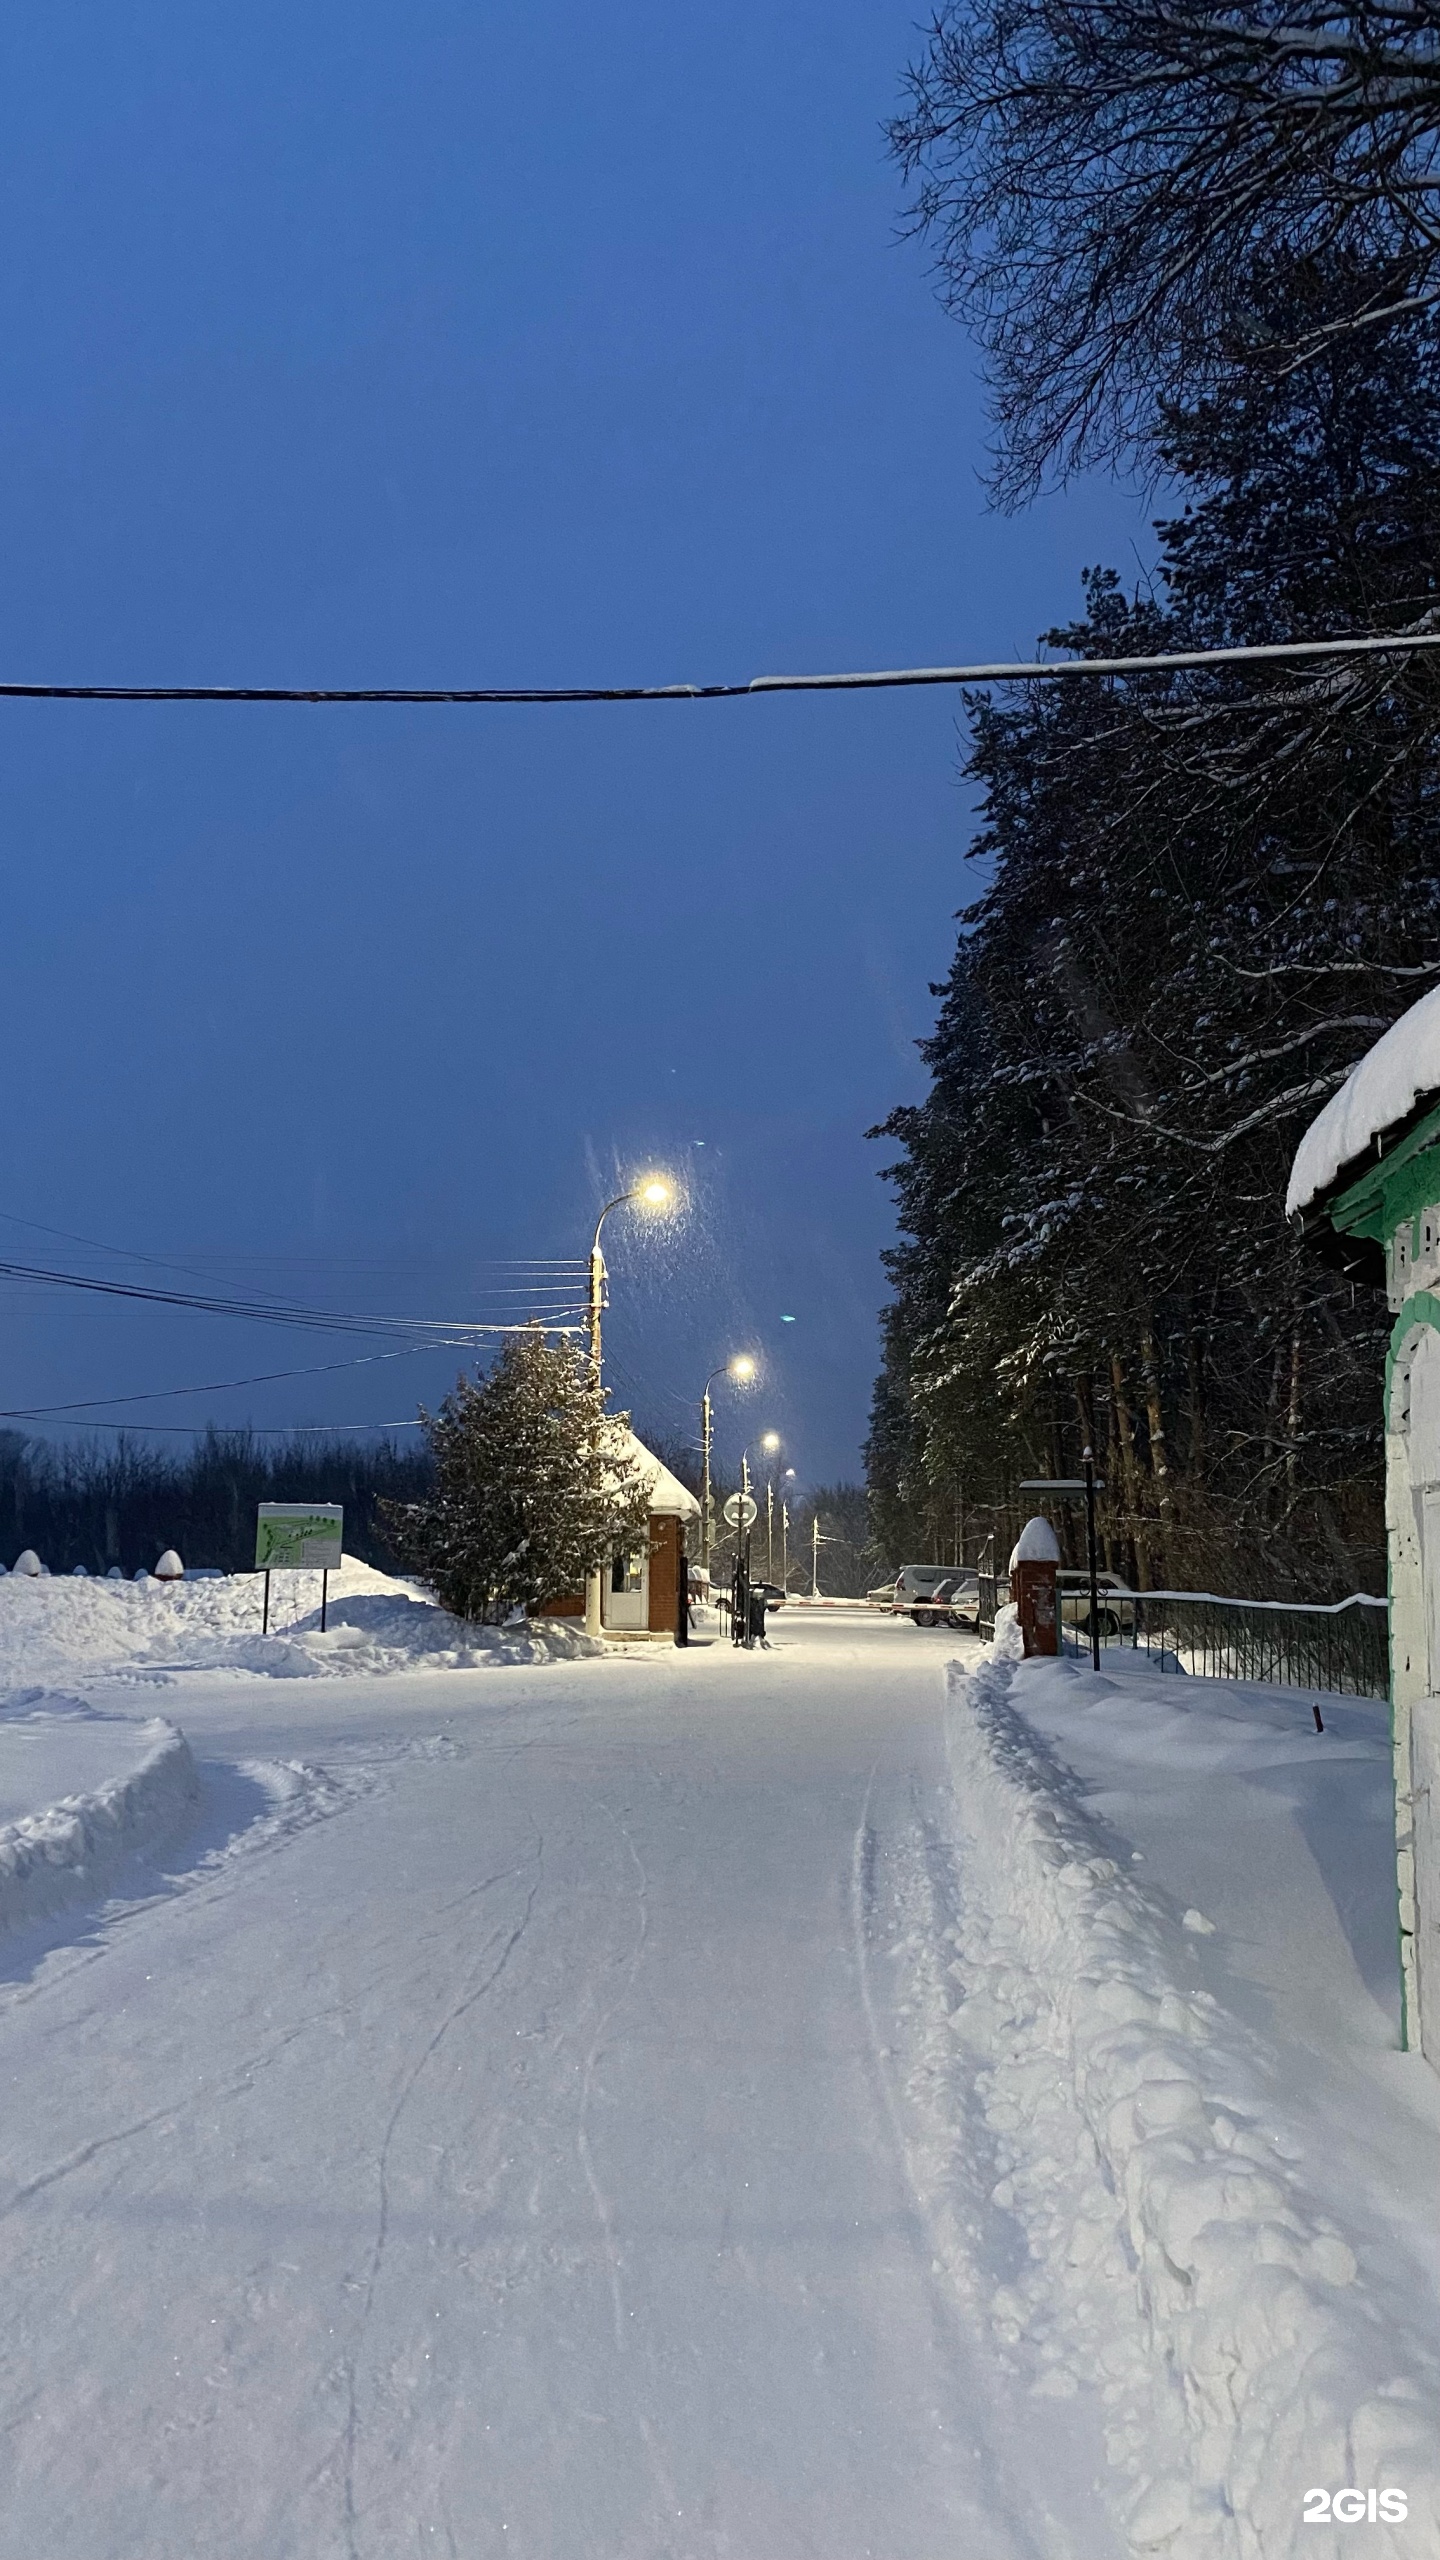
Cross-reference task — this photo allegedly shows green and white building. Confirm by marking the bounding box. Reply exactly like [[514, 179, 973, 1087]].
[[1289, 983, 1440, 2068]]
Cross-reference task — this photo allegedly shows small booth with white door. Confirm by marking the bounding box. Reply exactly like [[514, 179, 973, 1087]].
[[1289, 984, 1440, 2069]]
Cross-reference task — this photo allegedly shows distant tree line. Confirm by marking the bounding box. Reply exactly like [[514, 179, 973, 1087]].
[[0, 1429, 433, 1579], [871, 15, 1440, 1599]]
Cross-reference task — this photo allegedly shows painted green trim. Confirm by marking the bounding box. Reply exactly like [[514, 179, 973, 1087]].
[[1384, 1289, 1440, 1406], [1382, 1291, 1440, 2055], [1330, 1098, 1440, 1246]]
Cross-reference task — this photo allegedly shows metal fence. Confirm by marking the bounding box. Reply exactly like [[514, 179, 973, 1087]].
[[976, 1536, 998, 1641], [974, 1547, 1388, 1699], [1081, 1589, 1389, 1700]]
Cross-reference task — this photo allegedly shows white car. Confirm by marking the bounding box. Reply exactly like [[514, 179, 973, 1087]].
[[891, 1565, 958, 1614]]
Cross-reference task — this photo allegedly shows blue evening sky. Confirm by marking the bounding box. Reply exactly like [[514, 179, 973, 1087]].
[[0, 3, 1152, 1487]]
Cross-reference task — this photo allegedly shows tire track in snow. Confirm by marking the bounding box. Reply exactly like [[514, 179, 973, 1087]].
[[339, 1827, 544, 2560], [575, 1808, 650, 2356], [571, 1805, 689, 2544]]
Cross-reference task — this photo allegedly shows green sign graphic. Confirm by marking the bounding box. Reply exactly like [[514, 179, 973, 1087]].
[[255, 1504, 344, 1571]]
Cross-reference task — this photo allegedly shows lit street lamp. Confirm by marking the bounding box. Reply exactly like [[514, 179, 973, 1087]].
[[731, 1431, 779, 1649], [759, 1432, 781, 1579], [700, 1353, 756, 1568], [588, 1177, 673, 1372], [583, 1175, 673, 1637]]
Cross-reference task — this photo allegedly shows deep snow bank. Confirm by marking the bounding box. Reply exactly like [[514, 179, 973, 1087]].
[[0, 1556, 601, 1690], [0, 1696, 198, 1935], [939, 1653, 1440, 2557]]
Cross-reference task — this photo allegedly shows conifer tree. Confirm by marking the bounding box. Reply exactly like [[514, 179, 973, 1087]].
[[383, 1332, 650, 1623], [869, 298, 1440, 1596]]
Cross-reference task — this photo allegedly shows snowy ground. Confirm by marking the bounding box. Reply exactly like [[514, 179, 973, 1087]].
[[0, 1591, 1435, 2556]]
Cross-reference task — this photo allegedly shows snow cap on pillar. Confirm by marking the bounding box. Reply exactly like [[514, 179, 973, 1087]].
[[1009, 1516, 1061, 1572], [153, 1549, 184, 1581], [11, 1549, 42, 1577]]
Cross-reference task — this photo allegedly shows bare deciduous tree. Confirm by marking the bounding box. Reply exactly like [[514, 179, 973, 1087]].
[[889, 0, 1440, 497]]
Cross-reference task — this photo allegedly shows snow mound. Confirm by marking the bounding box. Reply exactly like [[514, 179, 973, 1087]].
[[0, 1554, 602, 1689], [939, 1654, 1439, 2556], [0, 1698, 198, 1936], [1009, 1515, 1060, 1567], [1287, 979, 1440, 1216]]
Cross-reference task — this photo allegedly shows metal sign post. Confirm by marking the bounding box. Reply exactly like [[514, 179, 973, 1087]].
[[723, 1485, 758, 1649], [255, 1504, 344, 1634]]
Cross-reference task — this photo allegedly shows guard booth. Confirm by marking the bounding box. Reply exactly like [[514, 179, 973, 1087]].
[[1289, 984, 1440, 2070], [1009, 1515, 1060, 1657], [542, 1431, 699, 1643]]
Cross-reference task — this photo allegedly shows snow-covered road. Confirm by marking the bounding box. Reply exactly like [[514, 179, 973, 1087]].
[[0, 1615, 1079, 2560]]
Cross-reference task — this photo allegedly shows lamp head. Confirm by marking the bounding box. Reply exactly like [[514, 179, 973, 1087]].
[[729, 1354, 756, 1383], [638, 1177, 672, 1210], [761, 1432, 781, 1454]]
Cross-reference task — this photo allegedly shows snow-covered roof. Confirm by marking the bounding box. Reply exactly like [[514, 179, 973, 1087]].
[[1009, 1516, 1061, 1570], [1286, 982, 1440, 1220], [613, 1428, 700, 1520]]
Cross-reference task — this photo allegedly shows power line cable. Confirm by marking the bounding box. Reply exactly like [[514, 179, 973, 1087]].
[[4, 629, 1440, 705], [0, 1342, 447, 1420], [0, 1255, 583, 1340], [6, 1412, 424, 1436]]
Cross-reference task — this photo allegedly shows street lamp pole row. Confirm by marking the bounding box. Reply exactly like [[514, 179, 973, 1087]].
[[584, 1177, 672, 1638]]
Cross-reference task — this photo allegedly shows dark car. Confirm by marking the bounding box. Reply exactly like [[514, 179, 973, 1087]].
[[749, 1581, 787, 1611]]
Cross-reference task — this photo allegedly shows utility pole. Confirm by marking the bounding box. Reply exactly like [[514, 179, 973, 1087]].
[[781, 1501, 788, 1592], [766, 1478, 774, 1581], [585, 1238, 606, 1637], [699, 1355, 755, 1573], [1083, 1444, 1101, 1674], [584, 1178, 672, 1639]]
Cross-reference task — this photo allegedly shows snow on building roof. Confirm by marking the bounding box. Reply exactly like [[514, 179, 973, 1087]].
[[1286, 982, 1440, 1220], [613, 1428, 701, 1521], [1009, 1515, 1061, 1570]]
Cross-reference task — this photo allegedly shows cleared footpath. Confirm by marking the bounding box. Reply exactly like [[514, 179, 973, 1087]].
[[0, 1612, 1110, 2560]]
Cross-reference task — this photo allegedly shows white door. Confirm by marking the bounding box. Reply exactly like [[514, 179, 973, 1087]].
[[1417, 1486, 1440, 2065], [603, 1541, 649, 1631]]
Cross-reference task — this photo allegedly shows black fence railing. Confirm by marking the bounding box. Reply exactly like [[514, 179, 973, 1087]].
[[1077, 1589, 1389, 1699], [976, 1536, 998, 1642]]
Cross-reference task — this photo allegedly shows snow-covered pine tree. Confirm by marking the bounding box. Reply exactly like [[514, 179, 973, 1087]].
[[382, 1332, 651, 1623], [870, 288, 1440, 1597]]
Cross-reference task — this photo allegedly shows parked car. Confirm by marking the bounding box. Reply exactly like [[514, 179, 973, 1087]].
[[866, 1579, 899, 1609], [907, 1569, 981, 1630], [892, 1565, 956, 1611], [1056, 1569, 1136, 1640]]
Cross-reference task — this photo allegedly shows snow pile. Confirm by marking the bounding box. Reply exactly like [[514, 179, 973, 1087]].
[[935, 1652, 1440, 2556], [0, 1554, 601, 1689], [0, 1695, 198, 1936], [1286, 980, 1440, 1216]]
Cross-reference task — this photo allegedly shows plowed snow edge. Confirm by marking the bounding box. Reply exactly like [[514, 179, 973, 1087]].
[[942, 1657, 1439, 2558], [0, 1719, 200, 1935]]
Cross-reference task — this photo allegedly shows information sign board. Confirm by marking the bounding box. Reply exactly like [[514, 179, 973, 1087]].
[[722, 1492, 758, 1530], [255, 1504, 344, 1571]]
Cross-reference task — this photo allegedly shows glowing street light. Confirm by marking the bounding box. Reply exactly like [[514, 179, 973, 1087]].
[[699, 1351, 759, 1567], [583, 1173, 675, 1638], [588, 1177, 675, 1371]]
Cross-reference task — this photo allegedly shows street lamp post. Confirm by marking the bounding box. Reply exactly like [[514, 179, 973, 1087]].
[[731, 1431, 779, 1649], [700, 1353, 755, 1569], [760, 1433, 780, 1581], [583, 1176, 672, 1637]]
